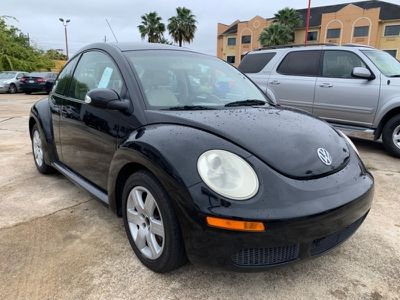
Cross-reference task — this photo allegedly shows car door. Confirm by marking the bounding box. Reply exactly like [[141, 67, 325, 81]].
[[313, 50, 380, 126], [59, 50, 126, 190], [267, 50, 321, 113]]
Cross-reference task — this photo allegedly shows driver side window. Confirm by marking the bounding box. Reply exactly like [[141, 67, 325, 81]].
[[68, 51, 124, 100], [322, 51, 367, 79]]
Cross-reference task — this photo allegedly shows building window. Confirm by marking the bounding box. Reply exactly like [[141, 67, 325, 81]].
[[227, 37, 236, 46], [384, 25, 400, 36], [241, 35, 251, 44], [327, 28, 341, 39], [383, 49, 397, 58], [353, 26, 369, 37], [307, 31, 318, 41], [226, 56, 235, 64]]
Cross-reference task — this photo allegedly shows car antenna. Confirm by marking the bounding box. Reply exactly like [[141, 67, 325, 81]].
[[105, 18, 118, 43]]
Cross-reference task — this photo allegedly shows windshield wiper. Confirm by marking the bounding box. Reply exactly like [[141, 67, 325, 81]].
[[164, 105, 217, 111], [224, 99, 267, 107], [389, 74, 400, 78]]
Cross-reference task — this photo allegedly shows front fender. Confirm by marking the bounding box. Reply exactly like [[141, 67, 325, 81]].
[[29, 98, 57, 164], [107, 124, 252, 215]]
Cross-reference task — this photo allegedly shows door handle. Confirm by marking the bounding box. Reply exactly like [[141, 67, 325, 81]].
[[270, 80, 280, 85], [319, 83, 333, 88]]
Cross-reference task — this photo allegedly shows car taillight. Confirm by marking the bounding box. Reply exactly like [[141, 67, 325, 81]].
[[36, 78, 46, 83], [20, 77, 27, 82]]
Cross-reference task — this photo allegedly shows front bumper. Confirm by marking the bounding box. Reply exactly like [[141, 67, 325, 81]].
[[176, 150, 374, 270], [0, 84, 10, 93]]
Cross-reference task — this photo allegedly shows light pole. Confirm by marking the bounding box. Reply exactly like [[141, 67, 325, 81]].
[[59, 18, 70, 60], [304, 0, 311, 45]]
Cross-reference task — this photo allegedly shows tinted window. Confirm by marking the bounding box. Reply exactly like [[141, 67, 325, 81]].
[[277, 50, 321, 76], [353, 26, 369, 37], [322, 51, 366, 79], [68, 51, 124, 100], [226, 56, 235, 64], [307, 31, 318, 41], [227, 38, 236, 46], [327, 28, 341, 39], [239, 52, 276, 73], [241, 35, 251, 44], [54, 56, 79, 95], [384, 25, 400, 36]]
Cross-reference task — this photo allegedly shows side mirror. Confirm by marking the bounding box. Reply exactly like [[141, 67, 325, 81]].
[[85, 88, 130, 112], [352, 67, 374, 80]]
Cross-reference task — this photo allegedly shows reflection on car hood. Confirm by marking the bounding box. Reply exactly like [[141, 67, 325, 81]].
[[146, 106, 350, 179], [0, 79, 11, 84]]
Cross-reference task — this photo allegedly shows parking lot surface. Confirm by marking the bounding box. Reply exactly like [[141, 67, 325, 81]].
[[0, 93, 399, 300]]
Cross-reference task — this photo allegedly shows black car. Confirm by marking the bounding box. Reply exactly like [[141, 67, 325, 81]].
[[29, 43, 374, 273], [20, 72, 57, 94]]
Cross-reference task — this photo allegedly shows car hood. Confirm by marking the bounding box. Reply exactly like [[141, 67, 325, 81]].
[[0, 79, 11, 84], [145, 106, 350, 179]]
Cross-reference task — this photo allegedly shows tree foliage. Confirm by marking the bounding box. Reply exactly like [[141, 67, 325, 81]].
[[259, 7, 302, 47], [45, 49, 67, 61], [138, 12, 166, 43], [0, 16, 54, 71], [167, 7, 197, 47]]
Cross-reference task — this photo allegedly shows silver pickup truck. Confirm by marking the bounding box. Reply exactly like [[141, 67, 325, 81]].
[[240, 44, 400, 157]]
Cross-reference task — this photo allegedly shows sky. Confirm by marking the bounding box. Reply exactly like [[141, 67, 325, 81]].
[[2, 0, 399, 56]]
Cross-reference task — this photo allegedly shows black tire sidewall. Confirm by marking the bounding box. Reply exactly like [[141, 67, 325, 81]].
[[382, 115, 400, 158], [9, 84, 16, 94], [122, 171, 185, 273]]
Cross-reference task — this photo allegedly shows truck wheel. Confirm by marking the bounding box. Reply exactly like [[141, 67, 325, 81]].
[[382, 115, 400, 158]]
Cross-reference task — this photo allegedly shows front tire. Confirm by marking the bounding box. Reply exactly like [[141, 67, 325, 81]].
[[122, 171, 186, 273], [31, 124, 54, 174], [8, 84, 17, 94], [382, 115, 400, 158]]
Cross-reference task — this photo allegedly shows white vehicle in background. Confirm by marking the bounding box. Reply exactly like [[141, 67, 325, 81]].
[[0, 71, 28, 94]]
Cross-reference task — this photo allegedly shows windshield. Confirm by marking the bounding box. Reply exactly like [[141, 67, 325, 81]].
[[124, 50, 267, 109], [361, 50, 400, 77], [0, 72, 16, 79]]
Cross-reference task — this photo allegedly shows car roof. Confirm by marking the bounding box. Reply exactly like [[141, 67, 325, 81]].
[[248, 44, 375, 55], [78, 42, 196, 54]]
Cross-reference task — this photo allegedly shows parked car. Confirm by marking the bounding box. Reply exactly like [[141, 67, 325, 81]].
[[0, 71, 28, 93], [20, 72, 57, 94], [240, 44, 400, 157], [29, 43, 373, 273]]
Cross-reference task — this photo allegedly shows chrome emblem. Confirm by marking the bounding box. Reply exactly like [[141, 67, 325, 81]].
[[317, 148, 332, 166]]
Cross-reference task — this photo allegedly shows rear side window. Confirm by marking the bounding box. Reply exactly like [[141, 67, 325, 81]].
[[54, 56, 79, 95], [277, 50, 322, 76], [238, 52, 276, 73]]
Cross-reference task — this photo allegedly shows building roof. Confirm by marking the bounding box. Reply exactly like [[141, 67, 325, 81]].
[[296, 0, 400, 28], [219, 0, 400, 34]]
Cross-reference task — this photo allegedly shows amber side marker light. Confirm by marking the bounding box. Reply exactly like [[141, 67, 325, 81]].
[[206, 216, 265, 232]]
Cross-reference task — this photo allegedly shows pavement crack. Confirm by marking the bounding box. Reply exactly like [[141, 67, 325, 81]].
[[0, 117, 14, 123], [0, 198, 94, 231]]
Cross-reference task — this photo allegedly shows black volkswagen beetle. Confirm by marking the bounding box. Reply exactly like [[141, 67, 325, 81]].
[[29, 43, 374, 273]]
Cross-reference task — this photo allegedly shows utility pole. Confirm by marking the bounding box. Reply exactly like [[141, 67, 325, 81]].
[[59, 18, 70, 60], [304, 0, 311, 45]]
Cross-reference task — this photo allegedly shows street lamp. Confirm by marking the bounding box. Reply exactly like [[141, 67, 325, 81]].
[[59, 18, 70, 60]]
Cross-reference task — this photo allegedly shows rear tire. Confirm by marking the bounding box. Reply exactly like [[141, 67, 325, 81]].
[[382, 115, 400, 158], [8, 83, 17, 94], [122, 171, 186, 273], [31, 124, 54, 174]]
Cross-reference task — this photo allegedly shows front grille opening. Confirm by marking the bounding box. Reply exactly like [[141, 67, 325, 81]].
[[232, 245, 299, 266]]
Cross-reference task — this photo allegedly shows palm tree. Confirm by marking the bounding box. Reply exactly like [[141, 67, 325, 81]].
[[259, 23, 293, 47], [274, 7, 302, 29], [138, 12, 166, 43], [167, 7, 197, 47]]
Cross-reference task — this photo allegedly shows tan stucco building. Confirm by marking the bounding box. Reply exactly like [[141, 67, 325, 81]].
[[217, 0, 400, 66]]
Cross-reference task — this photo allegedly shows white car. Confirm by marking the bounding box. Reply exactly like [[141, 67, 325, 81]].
[[0, 71, 28, 94]]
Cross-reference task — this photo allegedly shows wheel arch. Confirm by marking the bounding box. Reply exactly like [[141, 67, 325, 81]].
[[375, 106, 400, 139]]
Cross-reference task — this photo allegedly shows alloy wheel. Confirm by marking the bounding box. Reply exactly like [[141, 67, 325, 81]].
[[393, 125, 400, 150], [33, 130, 43, 166], [126, 186, 165, 260]]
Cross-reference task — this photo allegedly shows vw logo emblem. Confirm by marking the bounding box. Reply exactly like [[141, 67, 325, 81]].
[[317, 148, 332, 166]]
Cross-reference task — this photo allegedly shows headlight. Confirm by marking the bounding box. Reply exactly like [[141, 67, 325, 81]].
[[339, 131, 359, 156], [197, 150, 259, 200]]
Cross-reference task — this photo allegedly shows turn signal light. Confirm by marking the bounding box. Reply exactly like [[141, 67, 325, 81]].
[[206, 216, 265, 232]]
